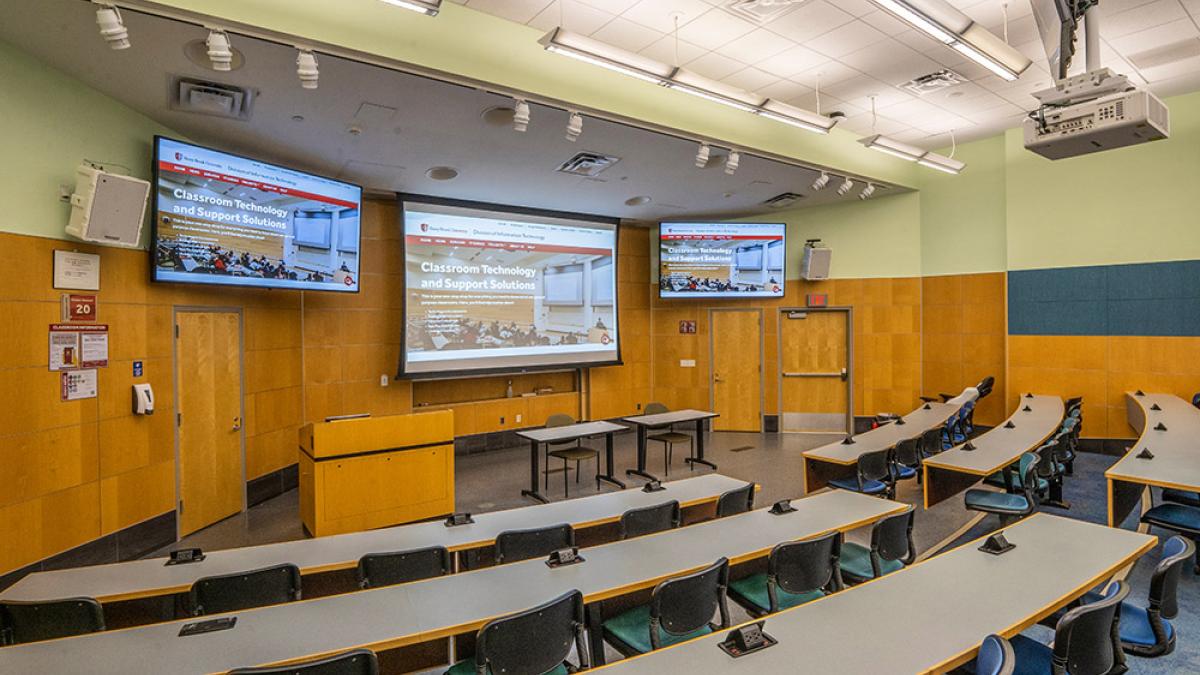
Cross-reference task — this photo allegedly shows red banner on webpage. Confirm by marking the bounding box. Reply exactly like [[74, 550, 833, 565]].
[[406, 235, 609, 256], [661, 234, 784, 241], [157, 161, 357, 209]]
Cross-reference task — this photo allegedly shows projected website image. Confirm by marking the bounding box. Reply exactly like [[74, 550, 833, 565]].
[[659, 227, 785, 298], [153, 138, 361, 292]]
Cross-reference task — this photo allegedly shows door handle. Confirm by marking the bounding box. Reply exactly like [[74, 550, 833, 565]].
[[714, 375, 723, 383], [841, 367, 848, 382], [232, 416, 242, 432]]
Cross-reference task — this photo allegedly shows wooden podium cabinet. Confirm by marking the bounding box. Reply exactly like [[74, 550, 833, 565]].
[[299, 411, 455, 537]]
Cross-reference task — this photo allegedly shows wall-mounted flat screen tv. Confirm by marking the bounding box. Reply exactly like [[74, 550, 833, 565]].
[[659, 222, 786, 298], [400, 196, 621, 378], [151, 136, 363, 292]]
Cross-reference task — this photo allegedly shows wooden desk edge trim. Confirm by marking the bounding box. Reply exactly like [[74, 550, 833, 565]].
[[298, 438, 454, 463]]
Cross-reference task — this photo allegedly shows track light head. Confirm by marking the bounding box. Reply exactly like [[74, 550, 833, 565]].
[[836, 177, 854, 196], [695, 143, 711, 168], [206, 29, 233, 71], [724, 151, 740, 175], [811, 171, 830, 191], [512, 99, 531, 132], [94, 3, 130, 50], [296, 49, 319, 90], [566, 111, 583, 142], [859, 183, 876, 200]]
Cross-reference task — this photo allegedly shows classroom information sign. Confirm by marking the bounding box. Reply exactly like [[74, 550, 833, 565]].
[[48, 323, 109, 371]]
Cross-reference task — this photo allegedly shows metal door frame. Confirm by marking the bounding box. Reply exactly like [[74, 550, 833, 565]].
[[172, 306, 248, 541], [708, 307, 765, 432], [777, 306, 854, 434]]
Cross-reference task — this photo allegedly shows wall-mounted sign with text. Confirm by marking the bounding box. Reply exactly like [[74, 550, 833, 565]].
[[61, 294, 98, 322], [48, 323, 109, 371]]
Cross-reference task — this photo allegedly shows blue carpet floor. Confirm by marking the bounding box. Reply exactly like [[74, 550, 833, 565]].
[[941, 451, 1199, 673]]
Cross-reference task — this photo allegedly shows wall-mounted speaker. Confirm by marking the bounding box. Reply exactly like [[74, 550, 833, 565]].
[[800, 244, 832, 280], [65, 165, 151, 248]]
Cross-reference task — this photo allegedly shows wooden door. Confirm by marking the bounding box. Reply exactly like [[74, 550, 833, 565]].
[[176, 311, 245, 536], [779, 309, 850, 433], [710, 310, 762, 432]]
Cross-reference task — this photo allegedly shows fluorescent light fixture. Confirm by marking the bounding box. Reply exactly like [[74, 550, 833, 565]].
[[917, 152, 966, 174], [540, 28, 672, 85], [667, 69, 764, 113], [758, 99, 837, 134], [858, 134, 925, 161], [378, 0, 441, 15], [866, 0, 1030, 81]]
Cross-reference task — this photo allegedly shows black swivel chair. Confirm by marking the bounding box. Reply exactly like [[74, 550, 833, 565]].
[[828, 448, 895, 499], [0, 597, 105, 645], [643, 402, 694, 476], [918, 426, 944, 458], [228, 649, 379, 675], [494, 523, 575, 564], [965, 452, 1040, 527], [728, 530, 843, 616], [1161, 488, 1200, 508], [715, 482, 756, 518], [603, 557, 731, 655], [189, 563, 302, 616], [838, 505, 915, 584], [893, 437, 922, 485], [444, 590, 589, 675], [976, 376, 996, 400], [543, 413, 601, 498], [1139, 500, 1200, 575], [1010, 581, 1130, 675], [619, 500, 681, 540], [356, 545, 451, 589], [968, 634, 1015, 675]]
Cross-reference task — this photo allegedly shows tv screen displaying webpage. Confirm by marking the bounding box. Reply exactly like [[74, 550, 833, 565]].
[[151, 136, 363, 292], [400, 197, 621, 377], [659, 222, 786, 298]]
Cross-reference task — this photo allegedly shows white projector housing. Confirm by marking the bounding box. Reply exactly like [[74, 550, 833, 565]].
[[1024, 88, 1169, 160], [66, 165, 151, 248]]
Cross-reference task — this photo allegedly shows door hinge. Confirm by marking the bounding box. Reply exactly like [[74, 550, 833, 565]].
[[175, 324, 179, 338], [178, 500, 183, 514], [176, 411, 182, 426]]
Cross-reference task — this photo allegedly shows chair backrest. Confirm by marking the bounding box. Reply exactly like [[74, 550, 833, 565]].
[[495, 523, 574, 564], [769, 531, 843, 603], [190, 563, 301, 616], [227, 649, 379, 675], [644, 402, 669, 416], [974, 634, 1015, 675], [650, 557, 730, 649], [475, 590, 587, 675], [894, 437, 921, 467], [1052, 581, 1130, 675], [1064, 396, 1083, 410], [1016, 452, 1041, 510], [858, 448, 893, 485], [871, 505, 916, 569], [1035, 440, 1060, 479], [1149, 536, 1196, 620], [919, 427, 943, 457], [619, 500, 681, 540], [1193, 392, 1200, 409], [0, 597, 105, 645], [356, 545, 451, 589], [976, 376, 995, 399], [715, 482, 755, 518], [545, 413, 576, 428]]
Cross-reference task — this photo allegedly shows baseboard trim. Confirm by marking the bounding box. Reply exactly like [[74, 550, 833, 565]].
[[247, 463, 300, 507]]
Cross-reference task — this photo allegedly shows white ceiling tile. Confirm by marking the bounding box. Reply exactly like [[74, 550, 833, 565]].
[[464, 0, 554, 24], [789, 61, 862, 88], [826, 74, 914, 109], [890, 127, 935, 144], [842, 111, 910, 135], [721, 66, 781, 93], [573, 0, 642, 13], [639, 34, 707, 66], [527, 1, 616, 34], [677, 9, 758, 50], [858, 10, 913, 36], [839, 39, 944, 86], [754, 44, 831, 79], [589, 16, 663, 52], [756, 78, 813, 102], [1184, 0, 1200, 15], [684, 50, 747, 80], [1101, 0, 1188, 38], [891, 28, 946, 55], [790, 92, 863, 117], [720, 28, 797, 65], [935, 90, 1012, 115], [833, 0, 880, 17], [806, 21, 889, 58], [766, 1, 856, 43], [961, 0, 1032, 28], [1109, 17, 1200, 56], [621, 0, 712, 33], [965, 102, 1027, 123]]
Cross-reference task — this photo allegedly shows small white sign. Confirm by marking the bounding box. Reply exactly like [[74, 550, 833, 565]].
[[61, 369, 98, 401], [53, 250, 100, 290]]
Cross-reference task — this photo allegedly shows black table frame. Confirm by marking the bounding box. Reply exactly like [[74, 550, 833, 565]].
[[625, 414, 718, 483], [520, 428, 626, 504]]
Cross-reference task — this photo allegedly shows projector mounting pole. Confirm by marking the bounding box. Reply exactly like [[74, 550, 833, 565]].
[[1084, 5, 1100, 73]]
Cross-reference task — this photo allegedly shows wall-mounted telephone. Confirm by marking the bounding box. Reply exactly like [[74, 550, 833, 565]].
[[132, 383, 154, 415]]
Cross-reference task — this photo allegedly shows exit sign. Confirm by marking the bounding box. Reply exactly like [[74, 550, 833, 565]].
[[62, 294, 97, 322], [806, 293, 828, 308]]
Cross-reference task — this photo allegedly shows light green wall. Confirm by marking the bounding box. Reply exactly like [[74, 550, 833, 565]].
[[0, 38, 175, 245], [147, 0, 917, 189], [1005, 90, 1200, 271], [918, 135, 1007, 276]]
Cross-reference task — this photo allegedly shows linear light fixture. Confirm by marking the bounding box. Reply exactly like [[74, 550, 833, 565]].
[[859, 134, 967, 174], [917, 152, 966, 174], [867, 0, 1030, 81], [378, 0, 442, 15], [539, 28, 835, 134]]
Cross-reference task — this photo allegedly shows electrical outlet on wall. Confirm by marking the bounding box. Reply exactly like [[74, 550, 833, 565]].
[[516, 414, 522, 424], [680, 359, 696, 367], [379, 374, 389, 387]]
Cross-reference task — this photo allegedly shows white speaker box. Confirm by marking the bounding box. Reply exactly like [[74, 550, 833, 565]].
[[801, 245, 832, 280], [66, 165, 150, 248]]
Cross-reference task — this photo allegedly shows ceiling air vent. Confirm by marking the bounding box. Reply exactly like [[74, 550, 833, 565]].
[[724, 0, 804, 24], [170, 77, 256, 120], [763, 192, 804, 208], [556, 151, 621, 177], [902, 69, 966, 96]]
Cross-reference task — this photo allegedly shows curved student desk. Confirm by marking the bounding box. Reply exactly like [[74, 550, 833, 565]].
[[0, 490, 906, 674], [922, 395, 1064, 509], [801, 388, 977, 494], [0, 474, 745, 608], [595, 514, 1154, 674], [1107, 392, 1200, 527]]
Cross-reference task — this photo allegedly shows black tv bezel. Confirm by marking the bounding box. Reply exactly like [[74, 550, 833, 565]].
[[657, 221, 788, 299], [149, 135, 364, 294], [397, 194, 623, 381]]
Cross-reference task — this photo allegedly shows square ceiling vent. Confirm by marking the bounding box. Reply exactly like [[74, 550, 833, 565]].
[[170, 76, 256, 120], [723, 0, 806, 24], [556, 152, 621, 177], [902, 70, 966, 96]]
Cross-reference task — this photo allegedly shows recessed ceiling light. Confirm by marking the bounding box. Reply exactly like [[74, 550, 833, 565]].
[[426, 167, 459, 181], [481, 106, 516, 127], [291, 115, 305, 122], [624, 196, 651, 206]]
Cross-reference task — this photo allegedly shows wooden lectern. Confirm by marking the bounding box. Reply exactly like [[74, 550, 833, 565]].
[[298, 411, 455, 537]]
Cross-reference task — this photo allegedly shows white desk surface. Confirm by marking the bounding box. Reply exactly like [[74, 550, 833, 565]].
[[598, 514, 1155, 675], [1106, 393, 1200, 491], [804, 389, 977, 465], [0, 474, 744, 604], [516, 421, 627, 443], [623, 410, 718, 427], [924, 395, 1064, 475], [0, 490, 905, 674]]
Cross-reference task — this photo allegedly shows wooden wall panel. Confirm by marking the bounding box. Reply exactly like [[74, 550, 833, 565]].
[[921, 273, 1007, 426]]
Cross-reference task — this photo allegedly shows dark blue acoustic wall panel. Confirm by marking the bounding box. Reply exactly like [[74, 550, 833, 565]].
[[1009, 260, 1200, 336]]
